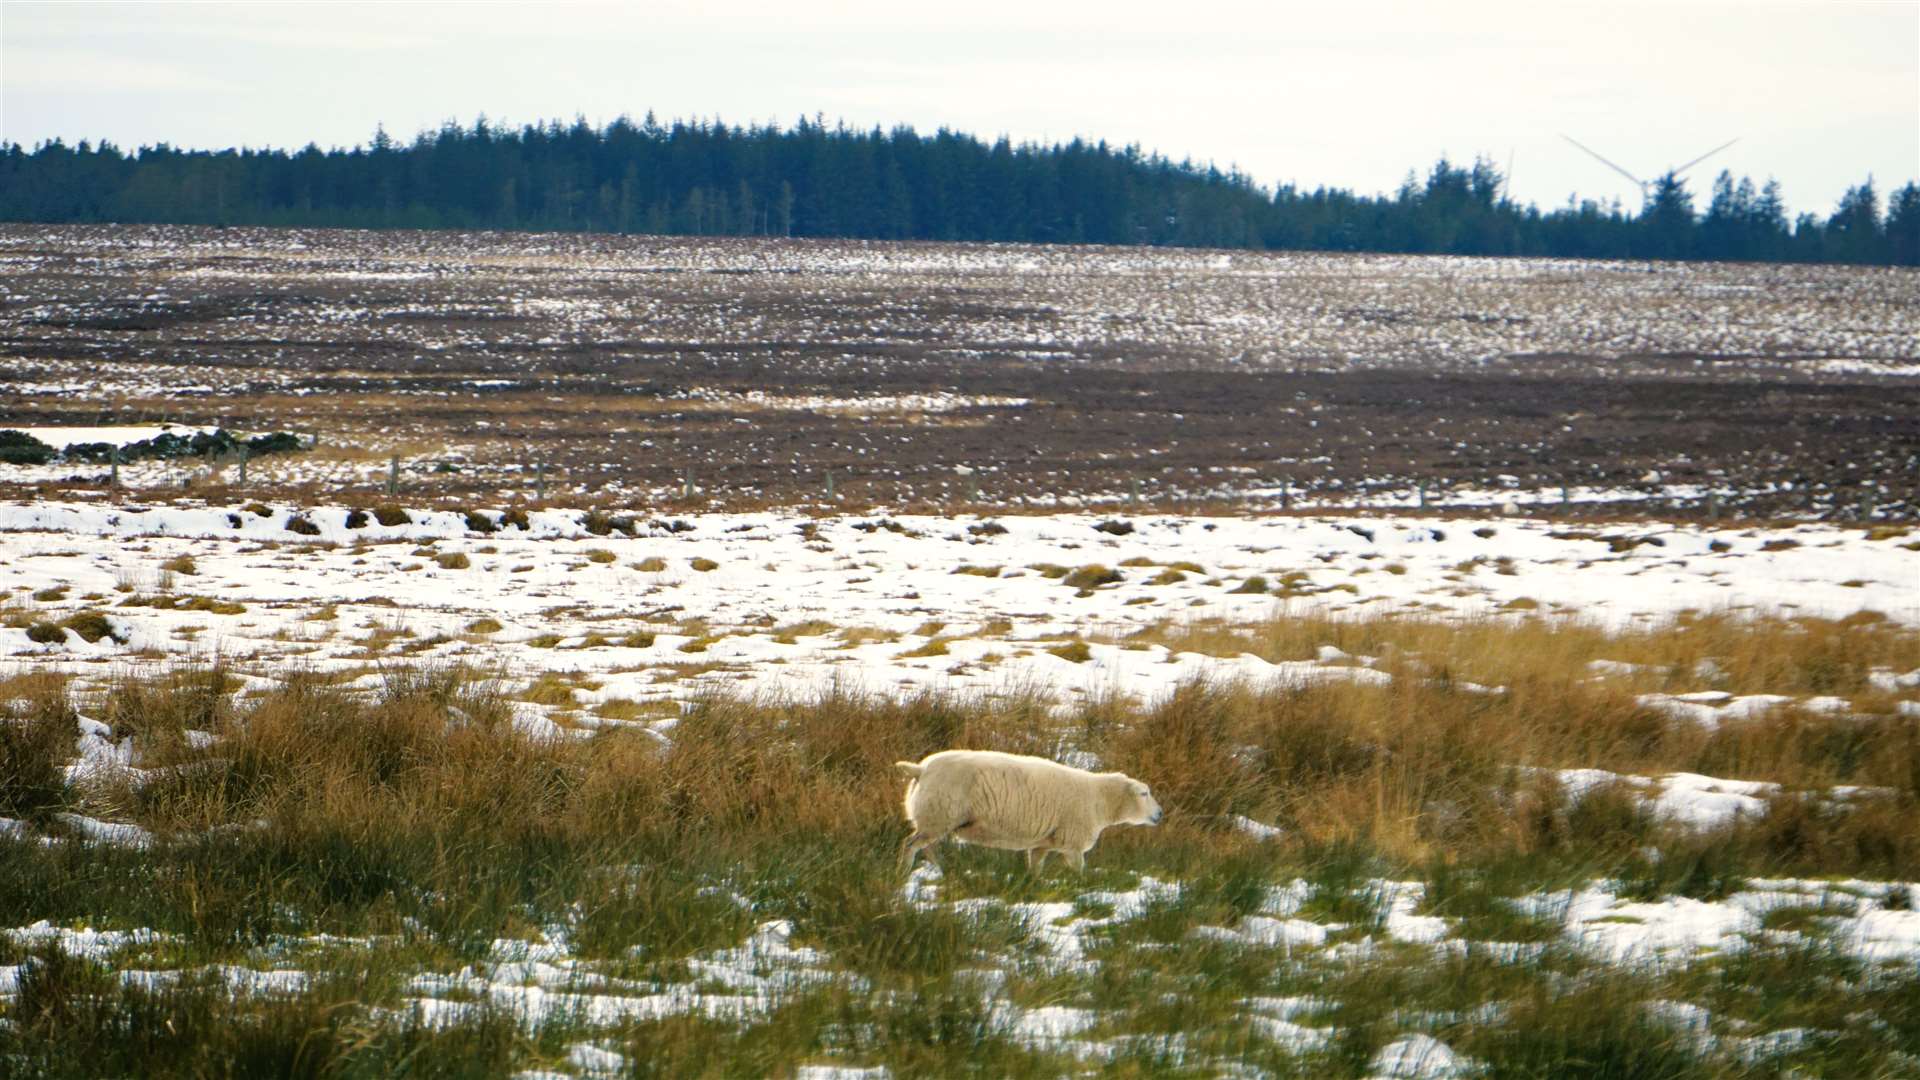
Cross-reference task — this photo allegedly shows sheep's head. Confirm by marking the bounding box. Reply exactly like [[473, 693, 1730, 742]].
[[1114, 774, 1163, 827]]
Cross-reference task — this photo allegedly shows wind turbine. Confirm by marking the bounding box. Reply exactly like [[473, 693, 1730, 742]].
[[1561, 135, 1738, 206]]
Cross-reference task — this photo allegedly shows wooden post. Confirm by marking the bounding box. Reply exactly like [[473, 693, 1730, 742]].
[[1279, 479, 1290, 511], [237, 445, 248, 486], [109, 447, 120, 494], [682, 466, 693, 500], [1860, 490, 1875, 520], [1417, 481, 1427, 511], [534, 463, 545, 501], [1706, 491, 1719, 520], [387, 454, 399, 496], [825, 469, 835, 500], [1130, 477, 1141, 506]]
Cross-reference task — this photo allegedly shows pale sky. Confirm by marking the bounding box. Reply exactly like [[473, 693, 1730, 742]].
[[2, 0, 1915, 219]]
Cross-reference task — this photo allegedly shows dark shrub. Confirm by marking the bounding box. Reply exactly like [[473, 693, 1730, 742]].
[[0, 430, 54, 466], [246, 431, 303, 455]]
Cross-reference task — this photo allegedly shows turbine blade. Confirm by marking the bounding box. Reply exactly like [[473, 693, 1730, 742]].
[[1562, 135, 1645, 188], [1671, 138, 1740, 178]]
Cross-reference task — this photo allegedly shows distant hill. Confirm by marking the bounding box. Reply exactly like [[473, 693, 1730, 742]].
[[2, 114, 1914, 265]]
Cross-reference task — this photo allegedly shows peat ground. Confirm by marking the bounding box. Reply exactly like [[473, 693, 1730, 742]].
[[2, 225, 1916, 518]]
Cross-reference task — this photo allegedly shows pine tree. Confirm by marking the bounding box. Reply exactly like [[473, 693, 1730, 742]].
[[1887, 182, 1920, 266], [1637, 173, 1695, 260], [1826, 179, 1886, 265]]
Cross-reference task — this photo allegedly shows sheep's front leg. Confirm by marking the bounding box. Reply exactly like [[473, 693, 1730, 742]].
[[901, 831, 944, 872], [1026, 848, 1052, 871]]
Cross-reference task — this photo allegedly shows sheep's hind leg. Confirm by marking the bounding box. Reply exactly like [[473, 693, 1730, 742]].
[[1026, 848, 1052, 871]]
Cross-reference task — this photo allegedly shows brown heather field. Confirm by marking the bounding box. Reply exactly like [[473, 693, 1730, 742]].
[[2, 224, 1917, 518]]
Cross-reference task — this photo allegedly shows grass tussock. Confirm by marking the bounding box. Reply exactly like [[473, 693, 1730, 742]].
[[100, 664, 238, 754], [158, 554, 198, 576], [1060, 564, 1122, 590], [1, 674, 75, 821], [58, 610, 125, 644], [119, 594, 247, 615], [1046, 640, 1093, 663]]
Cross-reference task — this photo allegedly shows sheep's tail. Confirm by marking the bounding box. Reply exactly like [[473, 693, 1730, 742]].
[[893, 761, 924, 780]]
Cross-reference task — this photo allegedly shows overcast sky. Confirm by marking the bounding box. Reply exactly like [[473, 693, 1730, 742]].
[[3, 0, 1915, 218]]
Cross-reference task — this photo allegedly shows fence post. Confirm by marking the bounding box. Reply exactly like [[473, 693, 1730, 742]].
[[238, 445, 248, 486], [1130, 477, 1141, 507], [1417, 481, 1427, 511], [1279, 479, 1290, 511], [534, 463, 545, 501], [110, 446, 121, 494], [825, 469, 835, 500], [387, 454, 399, 496], [682, 466, 693, 500]]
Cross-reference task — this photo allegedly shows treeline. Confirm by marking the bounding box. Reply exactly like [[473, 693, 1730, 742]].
[[2, 114, 1916, 265]]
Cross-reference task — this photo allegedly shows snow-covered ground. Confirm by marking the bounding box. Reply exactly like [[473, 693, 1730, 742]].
[[0, 424, 215, 450], [2, 502, 1913, 712]]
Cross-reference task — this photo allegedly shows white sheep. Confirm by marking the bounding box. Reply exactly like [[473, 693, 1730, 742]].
[[894, 749, 1162, 871]]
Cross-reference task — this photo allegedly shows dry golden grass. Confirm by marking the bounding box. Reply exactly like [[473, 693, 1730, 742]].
[[1130, 609, 1918, 699], [0, 672, 75, 821], [17, 605, 1918, 893], [836, 626, 901, 648], [770, 620, 836, 644]]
